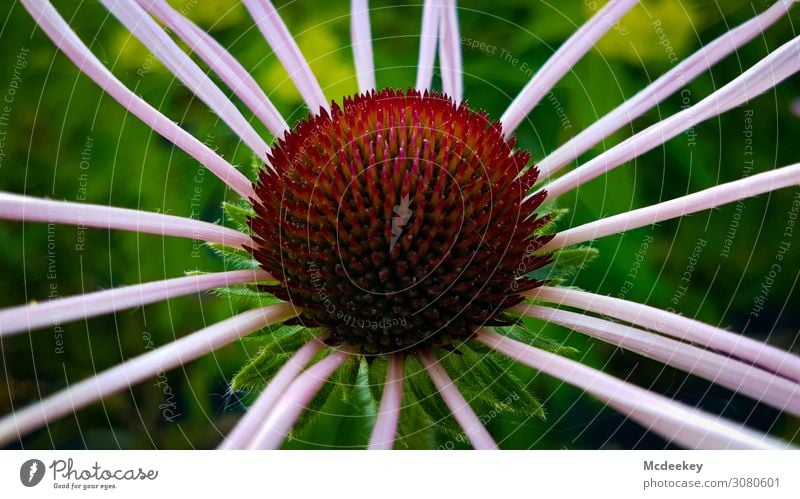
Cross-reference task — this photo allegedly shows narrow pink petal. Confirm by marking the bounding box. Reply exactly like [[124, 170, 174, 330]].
[[510, 304, 800, 417], [0, 192, 251, 249], [137, 0, 289, 138], [351, 0, 376, 93], [249, 349, 350, 449], [438, 0, 462, 102], [219, 336, 327, 450], [500, 0, 639, 136], [528, 286, 800, 383], [418, 351, 498, 450], [542, 35, 800, 199], [368, 354, 404, 450], [0, 269, 269, 337], [101, 0, 269, 159], [20, 0, 253, 198], [0, 304, 297, 447], [542, 163, 800, 251], [415, 0, 440, 91], [537, 0, 798, 179], [242, 0, 329, 113], [477, 330, 788, 449]]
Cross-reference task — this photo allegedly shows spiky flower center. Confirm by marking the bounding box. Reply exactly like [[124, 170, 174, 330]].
[[249, 89, 551, 354]]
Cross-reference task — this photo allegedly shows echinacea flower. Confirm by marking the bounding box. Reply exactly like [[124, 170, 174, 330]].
[[1, 0, 800, 450]]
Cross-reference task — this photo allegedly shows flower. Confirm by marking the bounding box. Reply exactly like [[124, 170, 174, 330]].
[[1, 0, 799, 450]]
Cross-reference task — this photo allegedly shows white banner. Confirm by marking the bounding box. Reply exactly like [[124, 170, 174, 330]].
[[0, 450, 797, 498]]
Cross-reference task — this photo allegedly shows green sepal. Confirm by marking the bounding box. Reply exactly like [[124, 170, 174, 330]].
[[538, 207, 569, 235], [229, 325, 317, 391], [527, 246, 598, 284], [496, 315, 580, 357], [211, 284, 283, 307], [222, 199, 256, 235], [403, 356, 468, 440], [291, 353, 361, 435], [249, 153, 268, 180], [205, 242, 260, 269], [440, 343, 546, 419]]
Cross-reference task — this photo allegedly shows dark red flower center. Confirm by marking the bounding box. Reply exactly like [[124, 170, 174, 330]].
[[248, 89, 552, 354]]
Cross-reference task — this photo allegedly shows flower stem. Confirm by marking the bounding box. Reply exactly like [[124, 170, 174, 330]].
[[418, 351, 498, 450], [477, 329, 789, 449]]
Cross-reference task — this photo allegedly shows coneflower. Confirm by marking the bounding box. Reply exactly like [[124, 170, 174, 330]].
[[1, 0, 799, 450]]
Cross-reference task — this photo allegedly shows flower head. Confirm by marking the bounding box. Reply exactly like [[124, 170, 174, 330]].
[[1, 0, 800, 451], [249, 89, 551, 353]]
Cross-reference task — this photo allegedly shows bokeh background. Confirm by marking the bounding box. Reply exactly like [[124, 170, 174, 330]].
[[1, 0, 799, 449]]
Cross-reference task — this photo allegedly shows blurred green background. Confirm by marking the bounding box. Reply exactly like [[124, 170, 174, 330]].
[[1, 0, 799, 449]]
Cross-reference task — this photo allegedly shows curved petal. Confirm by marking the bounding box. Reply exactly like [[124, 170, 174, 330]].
[[527, 286, 800, 383], [248, 349, 350, 449], [537, 0, 799, 179], [477, 329, 789, 449], [415, 0, 440, 92], [0, 192, 251, 248], [500, 0, 639, 136], [510, 304, 800, 417], [368, 354, 404, 450], [0, 303, 297, 447], [101, 0, 269, 159], [136, 0, 289, 138], [19, 0, 254, 198], [0, 269, 269, 337], [242, 0, 329, 113], [541, 163, 800, 251], [541, 35, 800, 199], [418, 351, 498, 450], [438, 0, 462, 102], [219, 336, 326, 450], [351, 0, 376, 93]]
